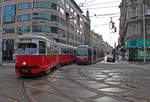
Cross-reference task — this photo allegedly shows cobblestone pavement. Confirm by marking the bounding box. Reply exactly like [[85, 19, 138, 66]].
[[0, 61, 150, 102]]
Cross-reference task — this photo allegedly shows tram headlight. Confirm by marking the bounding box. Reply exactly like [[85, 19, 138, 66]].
[[22, 61, 27, 66]]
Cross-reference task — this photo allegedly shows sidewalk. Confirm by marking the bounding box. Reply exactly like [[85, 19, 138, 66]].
[[0, 61, 15, 66]]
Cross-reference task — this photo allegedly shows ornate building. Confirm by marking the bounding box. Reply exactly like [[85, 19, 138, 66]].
[[119, 0, 150, 61]]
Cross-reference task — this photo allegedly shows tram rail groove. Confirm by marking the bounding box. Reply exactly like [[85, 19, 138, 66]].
[[0, 92, 19, 102], [22, 79, 35, 102]]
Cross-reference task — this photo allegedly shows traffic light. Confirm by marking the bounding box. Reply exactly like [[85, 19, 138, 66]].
[[109, 22, 115, 29], [120, 43, 125, 51], [113, 27, 117, 33]]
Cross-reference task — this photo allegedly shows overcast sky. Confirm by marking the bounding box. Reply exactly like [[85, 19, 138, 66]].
[[75, 0, 122, 47]]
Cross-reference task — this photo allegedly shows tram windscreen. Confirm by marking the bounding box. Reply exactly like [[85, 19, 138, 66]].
[[16, 43, 37, 55], [76, 47, 88, 56]]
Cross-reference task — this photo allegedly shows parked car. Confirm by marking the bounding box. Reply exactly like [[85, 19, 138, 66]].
[[107, 55, 115, 62]]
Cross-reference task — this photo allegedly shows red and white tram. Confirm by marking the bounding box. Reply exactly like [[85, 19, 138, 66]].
[[76, 45, 104, 64], [15, 34, 76, 75]]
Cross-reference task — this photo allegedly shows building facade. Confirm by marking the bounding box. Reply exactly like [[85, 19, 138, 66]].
[[83, 10, 91, 45], [119, 0, 150, 61], [0, 0, 86, 61]]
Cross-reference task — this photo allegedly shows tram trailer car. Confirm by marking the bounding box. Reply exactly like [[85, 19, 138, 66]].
[[15, 34, 76, 75], [76, 45, 103, 65]]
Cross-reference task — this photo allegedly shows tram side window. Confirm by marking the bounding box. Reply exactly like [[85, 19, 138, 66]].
[[61, 47, 65, 54], [88, 48, 92, 58], [69, 48, 73, 54], [47, 43, 51, 54], [54, 44, 58, 54], [39, 41, 46, 54], [61, 47, 68, 54]]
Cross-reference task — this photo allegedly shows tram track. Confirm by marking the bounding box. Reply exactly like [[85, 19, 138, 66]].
[[21, 63, 150, 102], [22, 65, 79, 102], [0, 92, 19, 102], [22, 79, 35, 102], [44, 66, 79, 102], [60, 64, 135, 102]]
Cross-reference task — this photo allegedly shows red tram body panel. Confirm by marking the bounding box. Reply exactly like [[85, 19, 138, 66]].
[[15, 55, 58, 74], [59, 55, 74, 65]]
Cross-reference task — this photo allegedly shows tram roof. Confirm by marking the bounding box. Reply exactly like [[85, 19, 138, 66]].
[[17, 34, 51, 41], [78, 45, 91, 47], [16, 34, 77, 49]]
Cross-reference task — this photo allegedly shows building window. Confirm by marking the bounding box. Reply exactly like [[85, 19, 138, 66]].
[[60, 7, 65, 15], [33, 13, 59, 22], [60, 18, 65, 25], [127, 9, 129, 19], [51, 27, 58, 33], [60, 29, 65, 36], [74, 12, 77, 16], [32, 25, 51, 32], [146, 24, 150, 34], [33, 13, 50, 20], [132, 24, 138, 35], [17, 14, 31, 21], [34, 2, 58, 10], [80, 24, 83, 29], [131, 7, 137, 17], [0, 0, 11, 2], [3, 26, 15, 34], [66, 2, 70, 9], [3, 39, 14, 51], [146, 5, 150, 15], [32, 25, 58, 33], [51, 3, 58, 11], [51, 15, 59, 22], [34, 2, 51, 8], [18, 2, 31, 10], [70, 7, 74, 13], [70, 24, 75, 31], [17, 26, 31, 33], [74, 19, 76, 24], [60, 0, 65, 5], [80, 17, 83, 22], [3, 5, 16, 23]]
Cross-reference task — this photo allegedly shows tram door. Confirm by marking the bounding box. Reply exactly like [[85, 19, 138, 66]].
[[54, 44, 59, 65]]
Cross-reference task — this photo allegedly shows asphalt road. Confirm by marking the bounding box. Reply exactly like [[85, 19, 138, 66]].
[[0, 60, 150, 102]]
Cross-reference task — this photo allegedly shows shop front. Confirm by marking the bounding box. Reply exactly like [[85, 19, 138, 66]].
[[2, 39, 14, 61], [127, 39, 150, 62]]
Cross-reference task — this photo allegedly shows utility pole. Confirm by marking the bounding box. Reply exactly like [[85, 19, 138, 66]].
[[0, 6, 3, 65], [143, 0, 146, 63]]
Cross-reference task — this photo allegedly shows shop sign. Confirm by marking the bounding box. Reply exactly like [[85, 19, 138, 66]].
[[127, 39, 150, 47], [138, 39, 150, 47]]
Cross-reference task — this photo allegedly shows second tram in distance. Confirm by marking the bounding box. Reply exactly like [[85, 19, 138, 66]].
[[15, 34, 76, 75], [76, 45, 104, 64]]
